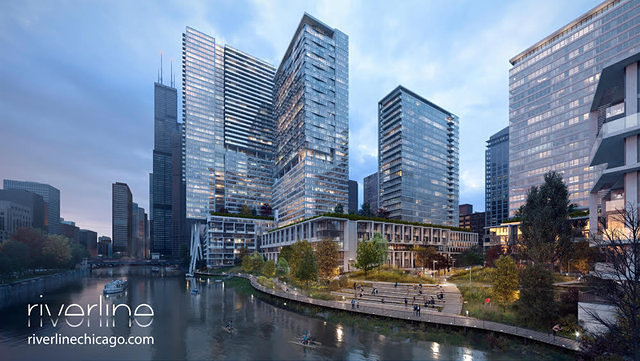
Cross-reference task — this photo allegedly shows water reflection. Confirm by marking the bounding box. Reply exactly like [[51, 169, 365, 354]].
[[0, 267, 564, 361]]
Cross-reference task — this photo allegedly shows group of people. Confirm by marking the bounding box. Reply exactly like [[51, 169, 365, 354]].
[[300, 330, 312, 345], [351, 298, 360, 309], [413, 304, 421, 316], [225, 321, 233, 332]]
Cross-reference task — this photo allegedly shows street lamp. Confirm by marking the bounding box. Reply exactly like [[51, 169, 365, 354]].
[[465, 267, 471, 283], [433, 260, 438, 276]]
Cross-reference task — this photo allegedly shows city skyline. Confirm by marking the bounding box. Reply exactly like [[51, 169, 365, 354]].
[[0, 0, 602, 236]]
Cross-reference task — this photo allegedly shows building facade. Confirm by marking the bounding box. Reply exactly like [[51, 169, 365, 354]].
[[0, 200, 31, 242], [508, 0, 640, 215], [151, 81, 183, 258], [112, 182, 132, 256], [182, 27, 275, 221], [363, 172, 379, 212], [261, 216, 477, 271], [272, 14, 349, 226], [459, 204, 485, 243], [79, 229, 98, 258], [3, 180, 60, 234], [378, 86, 459, 226], [206, 215, 274, 267], [98, 236, 112, 258], [485, 126, 509, 227], [589, 54, 640, 236], [348, 180, 358, 214], [0, 189, 46, 232], [60, 219, 80, 243]]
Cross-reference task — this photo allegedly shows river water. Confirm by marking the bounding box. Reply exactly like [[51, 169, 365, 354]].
[[0, 267, 571, 360]]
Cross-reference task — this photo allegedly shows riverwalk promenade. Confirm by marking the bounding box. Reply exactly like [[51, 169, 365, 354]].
[[228, 273, 581, 352]]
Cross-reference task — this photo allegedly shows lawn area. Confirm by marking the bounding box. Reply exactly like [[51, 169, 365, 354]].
[[347, 266, 435, 284], [449, 266, 494, 283], [457, 283, 519, 325]]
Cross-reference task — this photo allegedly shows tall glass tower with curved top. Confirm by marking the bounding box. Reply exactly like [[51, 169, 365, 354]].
[[272, 14, 349, 226]]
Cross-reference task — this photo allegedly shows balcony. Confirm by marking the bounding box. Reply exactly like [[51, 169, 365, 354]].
[[591, 112, 640, 168], [605, 199, 625, 213]]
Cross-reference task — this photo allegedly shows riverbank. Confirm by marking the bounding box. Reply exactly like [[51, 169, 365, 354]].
[[0, 268, 88, 309], [221, 276, 575, 360], [225, 272, 580, 353]]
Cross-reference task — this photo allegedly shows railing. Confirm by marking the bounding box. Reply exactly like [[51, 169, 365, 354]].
[[230, 273, 581, 352]]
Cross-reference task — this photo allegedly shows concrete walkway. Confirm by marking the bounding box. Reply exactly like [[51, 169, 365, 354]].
[[228, 273, 581, 352]]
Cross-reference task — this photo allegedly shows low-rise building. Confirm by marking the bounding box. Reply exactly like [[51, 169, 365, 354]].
[[0, 200, 32, 242], [261, 215, 478, 272], [206, 214, 274, 267]]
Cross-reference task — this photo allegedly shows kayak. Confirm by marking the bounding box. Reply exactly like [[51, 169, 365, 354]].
[[221, 326, 236, 334], [289, 339, 321, 348]]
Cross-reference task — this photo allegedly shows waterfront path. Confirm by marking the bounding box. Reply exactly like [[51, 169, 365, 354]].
[[228, 273, 581, 352]]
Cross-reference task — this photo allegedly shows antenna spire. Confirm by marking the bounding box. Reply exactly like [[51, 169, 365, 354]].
[[160, 51, 163, 85], [170, 58, 174, 88]]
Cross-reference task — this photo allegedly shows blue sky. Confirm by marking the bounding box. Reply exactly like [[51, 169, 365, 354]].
[[0, 0, 602, 237]]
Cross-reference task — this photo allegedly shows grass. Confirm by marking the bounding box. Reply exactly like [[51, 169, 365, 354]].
[[449, 266, 495, 283], [347, 266, 435, 284]]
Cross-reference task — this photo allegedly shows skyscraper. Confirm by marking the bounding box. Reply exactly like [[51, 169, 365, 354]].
[[348, 180, 358, 214], [363, 172, 379, 213], [0, 189, 46, 232], [485, 126, 509, 227], [151, 81, 180, 257], [508, 0, 640, 215], [272, 13, 349, 225], [112, 182, 132, 255], [3, 179, 60, 234], [378, 86, 459, 226], [181, 27, 275, 221]]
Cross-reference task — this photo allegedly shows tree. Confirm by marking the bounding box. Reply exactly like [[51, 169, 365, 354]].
[[0, 239, 29, 276], [492, 255, 519, 311], [276, 257, 290, 277], [584, 204, 640, 360], [315, 239, 339, 280], [518, 263, 555, 328], [41, 235, 71, 269], [242, 254, 253, 273], [279, 245, 293, 264], [69, 240, 89, 268], [249, 252, 265, 275], [413, 246, 438, 269], [237, 246, 251, 263], [294, 244, 317, 286], [359, 202, 373, 217], [263, 259, 276, 277], [334, 204, 344, 214], [370, 232, 388, 266], [518, 171, 574, 265], [458, 246, 484, 267], [562, 241, 598, 274], [260, 203, 273, 217], [354, 238, 384, 278], [10, 228, 46, 268], [240, 205, 253, 216], [288, 240, 315, 278], [485, 245, 503, 267]]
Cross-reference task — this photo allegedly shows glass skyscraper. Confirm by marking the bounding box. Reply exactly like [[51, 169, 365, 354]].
[[182, 27, 275, 220], [378, 86, 459, 226], [112, 182, 132, 255], [363, 172, 379, 212], [508, 0, 640, 215], [272, 13, 349, 226], [485, 126, 509, 227]]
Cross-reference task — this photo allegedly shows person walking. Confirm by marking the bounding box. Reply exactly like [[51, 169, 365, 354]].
[[351, 298, 355, 309]]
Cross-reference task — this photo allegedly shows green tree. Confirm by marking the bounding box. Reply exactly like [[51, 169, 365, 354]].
[[354, 239, 381, 278], [518, 263, 555, 328], [359, 202, 373, 217], [250, 252, 265, 275], [288, 240, 314, 277], [279, 245, 293, 264], [458, 246, 484, 267], [492, 255, 519, 311], [370, 232, 388, 266], [41, 235, 71, 269], [0, 239, 29, 276], [518, 171, 574, 265], [263, 259, 276, 277], [241, 254, 253, 273], [294, 246, 317, 286], [334, 204, 344, 214], [315, 238, 339, 280], [276, 257, 290, 277], [69, 241, 88, 268]]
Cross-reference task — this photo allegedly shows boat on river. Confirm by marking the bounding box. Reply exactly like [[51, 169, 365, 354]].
[[103, 279, 128, 294]]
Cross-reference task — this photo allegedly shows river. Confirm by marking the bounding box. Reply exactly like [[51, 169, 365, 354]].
[[0, 267, 573, 360]]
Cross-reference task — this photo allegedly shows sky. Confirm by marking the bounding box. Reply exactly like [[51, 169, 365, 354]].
[[0, 0, 603, 237]]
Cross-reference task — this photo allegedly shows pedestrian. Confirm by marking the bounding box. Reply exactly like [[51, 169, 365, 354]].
[[413, 304, 417, 315], [404, 298, 408, 306], [353, 282, 356, 290], [395, 282, 398, 288], [413, 295, 416, 303], [418, 305, 421, 316], [552, 324, 561, 337], [359, 292, 363, 298], [419, 290, 422, 295], [419, 283, 422, 289], [356, 301, 360, 309], [381, 298, 385, 304], [351, 298, 355, 309]]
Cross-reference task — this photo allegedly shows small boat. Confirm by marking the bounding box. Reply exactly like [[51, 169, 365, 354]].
[[151, 267, 160, 273], [190, 288, 200, 295], [103, 280, 128, 294]]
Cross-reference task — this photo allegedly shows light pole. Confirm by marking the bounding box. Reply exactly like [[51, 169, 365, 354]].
[[433, 260, 438, 277], [466, 267, 471, 283]]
